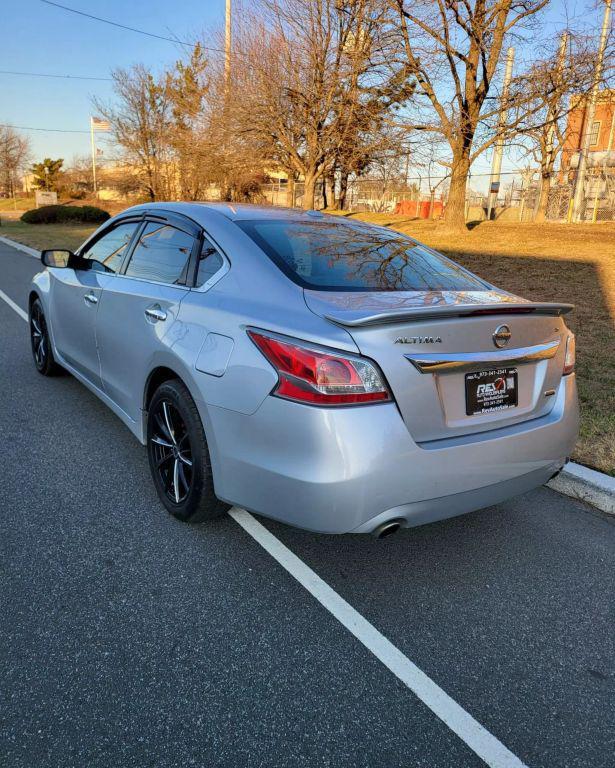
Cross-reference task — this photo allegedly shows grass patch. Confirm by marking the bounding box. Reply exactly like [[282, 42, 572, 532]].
[[0, 196, 35, 211], [0, 220, 97, 252], [330, 214, 615, 475]]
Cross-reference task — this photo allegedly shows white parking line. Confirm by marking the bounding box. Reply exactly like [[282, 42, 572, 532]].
[[230, 508, 527, 768], [0, 286, 527, 768], [0, 288, 28, 322]]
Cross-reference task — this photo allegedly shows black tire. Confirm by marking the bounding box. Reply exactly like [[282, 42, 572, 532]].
[[29, 298, 62, 376], [146, 379, 229, 523]]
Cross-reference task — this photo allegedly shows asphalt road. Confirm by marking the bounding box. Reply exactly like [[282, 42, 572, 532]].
[[1, 240, 614, 768]]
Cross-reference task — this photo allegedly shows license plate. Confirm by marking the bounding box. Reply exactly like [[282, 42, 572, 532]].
[[465, 367, 518, 415]]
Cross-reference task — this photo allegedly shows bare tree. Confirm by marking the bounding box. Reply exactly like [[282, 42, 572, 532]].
[[94, 65, 175, 200], [63, 155, 94, 196], [393, 0, 551, 230], [0, 126, 31, 197], [233, 0, 413, 209]]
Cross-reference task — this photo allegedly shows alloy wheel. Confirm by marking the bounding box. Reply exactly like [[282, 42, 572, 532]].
[[30, 302, 48, 369], [149, 399, 193, 504]]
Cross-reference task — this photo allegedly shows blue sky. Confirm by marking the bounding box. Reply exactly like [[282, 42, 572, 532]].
[[0, 0, 603, 178], [1, 0, 226, 160]]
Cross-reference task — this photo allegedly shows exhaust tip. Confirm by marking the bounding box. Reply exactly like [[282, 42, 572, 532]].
[[372, 519, 404, 540]]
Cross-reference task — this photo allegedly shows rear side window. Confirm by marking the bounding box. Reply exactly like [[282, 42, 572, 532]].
[[125, 222, 194, 284], [80, 222, 138, 274], [237, 219, 486, 292], [196, 236, 225, 287]]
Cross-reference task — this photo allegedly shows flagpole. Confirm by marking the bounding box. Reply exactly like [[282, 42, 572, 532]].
[[90, 117, 98, 198]]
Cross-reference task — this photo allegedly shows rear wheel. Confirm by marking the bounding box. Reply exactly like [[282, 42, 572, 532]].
[[147, 379, 228, 523], [30, 298, 62, 376]]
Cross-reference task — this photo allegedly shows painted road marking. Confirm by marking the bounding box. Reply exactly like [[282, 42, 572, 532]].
[[0, 282, 528, 768], [0, 287, 28, 321], [230, 508, 527, 768]]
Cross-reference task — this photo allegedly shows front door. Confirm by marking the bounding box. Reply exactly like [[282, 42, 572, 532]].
[[96, 219, 196, 420], [48, 221, 140, 387]]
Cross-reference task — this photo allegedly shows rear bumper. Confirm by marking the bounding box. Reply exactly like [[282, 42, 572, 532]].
[[204, 373, 579, 534]]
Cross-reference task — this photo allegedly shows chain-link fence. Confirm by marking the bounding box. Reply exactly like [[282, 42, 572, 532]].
[[254, 169, 615, 223]]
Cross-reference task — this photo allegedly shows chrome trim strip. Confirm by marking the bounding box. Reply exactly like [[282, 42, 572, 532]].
[[405, 339, 561, 373]]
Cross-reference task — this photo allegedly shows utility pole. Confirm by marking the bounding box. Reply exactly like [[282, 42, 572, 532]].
[[545, 33, 569, 175], [487, 47, 515, 220], [570, 0, 612, 222], [222, 0, 232, 200], [225, 0, 232, 92]]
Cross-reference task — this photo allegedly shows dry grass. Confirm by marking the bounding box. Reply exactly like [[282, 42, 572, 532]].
[[0, 197, 36, 211], [3, 213, 614, 474], [332, 213, 615, 475], [0, 221, 98, 252]]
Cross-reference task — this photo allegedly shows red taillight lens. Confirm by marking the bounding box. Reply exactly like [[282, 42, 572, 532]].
[[248, 330, 391, 405], [563, 333, 575, 375]]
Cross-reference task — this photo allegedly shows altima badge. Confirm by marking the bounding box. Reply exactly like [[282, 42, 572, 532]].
[[493, 324, 512, 348], [394, 336, 442, 344]]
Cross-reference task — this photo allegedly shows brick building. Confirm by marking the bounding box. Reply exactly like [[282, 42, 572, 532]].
[[561, 89, 615, 175]]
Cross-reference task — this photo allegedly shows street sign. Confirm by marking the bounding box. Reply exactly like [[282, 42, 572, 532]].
[[35, 191, 58, 208]]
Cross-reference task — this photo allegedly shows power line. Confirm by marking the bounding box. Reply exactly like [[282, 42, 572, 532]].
[[0, 123, 90, 134], [39, 0, 227, 56], [0, 69, 112, 82]]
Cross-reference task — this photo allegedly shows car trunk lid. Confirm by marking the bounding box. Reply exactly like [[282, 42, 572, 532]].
[[305, 289, 572, 443]]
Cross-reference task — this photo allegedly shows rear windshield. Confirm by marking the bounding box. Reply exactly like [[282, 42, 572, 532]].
[[237, 219, 487, 292]]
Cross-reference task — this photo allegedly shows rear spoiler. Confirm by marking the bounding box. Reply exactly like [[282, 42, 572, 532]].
[[324, 302, 574, 328]]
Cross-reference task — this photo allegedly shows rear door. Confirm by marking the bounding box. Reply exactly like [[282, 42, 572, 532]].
[[48, 220, 140, 387], [95, 214, 199, 420]]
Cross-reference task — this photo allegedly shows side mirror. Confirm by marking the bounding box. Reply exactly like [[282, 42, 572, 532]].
[[41, 249, 75, 269]]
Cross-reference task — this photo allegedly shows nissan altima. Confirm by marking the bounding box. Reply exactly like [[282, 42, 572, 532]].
[[29, 203, 579, 536]]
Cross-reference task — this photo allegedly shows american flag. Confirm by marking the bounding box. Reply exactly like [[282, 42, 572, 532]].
[[91, 116, 110, 131]]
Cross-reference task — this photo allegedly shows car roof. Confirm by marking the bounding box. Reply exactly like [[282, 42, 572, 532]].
[[123, 201, 333, 224]]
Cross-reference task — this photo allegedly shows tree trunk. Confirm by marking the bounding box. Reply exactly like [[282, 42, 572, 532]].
[[444, 146, 472, 231], [324, 174, 335, 210], [287, 173, 295, 208], [338, 172, 349, 210], [534, 172, 551, 223], [303, 173, 317, 210]]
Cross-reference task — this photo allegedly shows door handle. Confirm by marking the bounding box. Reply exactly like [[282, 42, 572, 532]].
[[144, 304, 167, 322], [84, 291, 98, 306]]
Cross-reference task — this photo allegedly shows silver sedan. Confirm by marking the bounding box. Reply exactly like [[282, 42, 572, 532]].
[[30, 203, 579, 536]]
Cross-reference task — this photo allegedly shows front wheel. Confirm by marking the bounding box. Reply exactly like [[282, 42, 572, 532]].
[[146, 379, 229, 523], [30, 298, 62, 376]]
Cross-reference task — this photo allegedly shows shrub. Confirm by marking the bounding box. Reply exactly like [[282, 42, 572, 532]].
[[21, 205, 110, 225]]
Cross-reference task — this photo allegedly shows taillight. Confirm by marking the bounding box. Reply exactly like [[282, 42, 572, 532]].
[[248, 330, 391, 406], [563, 333, 575, 375]]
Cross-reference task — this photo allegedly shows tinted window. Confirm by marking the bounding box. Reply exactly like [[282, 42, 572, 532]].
[[238, 219, 487, 292], [81, 222, 138, 273], [196, 237, 224, 287], [125, 222, 194, 284]]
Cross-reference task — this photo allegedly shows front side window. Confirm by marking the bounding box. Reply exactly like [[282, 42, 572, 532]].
[[196, 237, 225, 287], [237, 219, 487, 292], [80, 222, 138, 273], [125, 222, 194, 285]]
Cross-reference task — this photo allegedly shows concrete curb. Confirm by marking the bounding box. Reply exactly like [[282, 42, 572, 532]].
[[0, 236, 40, 259], [548, 462, 615, 515], [0, 233, 613, 516]]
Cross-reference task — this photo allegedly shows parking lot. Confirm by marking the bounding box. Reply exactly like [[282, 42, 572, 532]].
[[1, 239, 614, 768]]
